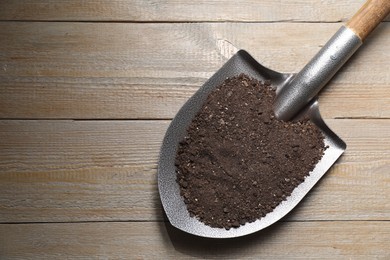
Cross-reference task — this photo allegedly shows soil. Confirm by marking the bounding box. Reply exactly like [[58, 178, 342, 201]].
[[175, 74, 326, 230]]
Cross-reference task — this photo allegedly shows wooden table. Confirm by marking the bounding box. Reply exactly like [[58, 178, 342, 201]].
[[0, 1, 389, 259]]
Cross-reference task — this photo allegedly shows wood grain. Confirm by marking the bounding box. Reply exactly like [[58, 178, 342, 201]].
[[0, 22, 389, 119], [2, 0, 388, 22], [0, 0, 389, 258], [0, 120, 389, 223], [0, 221, 389, 259], [346, 0, 390, 41]]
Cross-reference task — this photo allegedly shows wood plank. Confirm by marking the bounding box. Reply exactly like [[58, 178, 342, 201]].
[[0, 119, 389, 223], [0, 221, 389, 259], [0, 0, 389, 22], [0, 22, 389, 119]]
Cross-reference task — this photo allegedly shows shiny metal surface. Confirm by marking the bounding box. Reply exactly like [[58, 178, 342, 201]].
[[158, 50, 346, 238], [274, 26, 362, 120]]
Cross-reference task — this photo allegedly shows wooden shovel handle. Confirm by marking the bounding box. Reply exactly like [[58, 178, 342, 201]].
[[346, 0, 390, 41]]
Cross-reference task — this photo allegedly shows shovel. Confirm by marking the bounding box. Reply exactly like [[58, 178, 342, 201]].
[[158, 0, 390, 238]]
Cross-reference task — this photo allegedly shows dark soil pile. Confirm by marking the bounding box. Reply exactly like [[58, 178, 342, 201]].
[[175, 74, 326, 230]]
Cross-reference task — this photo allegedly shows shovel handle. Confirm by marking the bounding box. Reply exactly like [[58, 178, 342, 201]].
[[346, 0, 390, 41], [274, 0, 389, 120]]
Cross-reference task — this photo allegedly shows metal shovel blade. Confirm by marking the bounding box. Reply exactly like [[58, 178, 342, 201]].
[[158, 50, 346, 238]]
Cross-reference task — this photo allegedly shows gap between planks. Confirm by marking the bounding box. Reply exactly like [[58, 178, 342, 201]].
[[0, 20, 350, 24], [1, 118, 390, 121]]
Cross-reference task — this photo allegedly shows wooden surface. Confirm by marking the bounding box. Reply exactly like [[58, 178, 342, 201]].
[[0, 1, 389, 259], [1, 0, 390, 22]]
